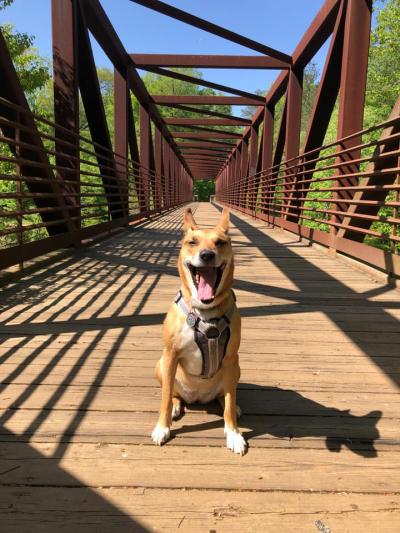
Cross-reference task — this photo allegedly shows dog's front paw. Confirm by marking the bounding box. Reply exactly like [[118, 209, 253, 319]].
[[224, 426, 247, 455], [151, 425, 170, 446]]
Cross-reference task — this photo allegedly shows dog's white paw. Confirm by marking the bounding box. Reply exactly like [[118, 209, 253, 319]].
[[151, 425, 170, 446], [224, 426, 247, 455]]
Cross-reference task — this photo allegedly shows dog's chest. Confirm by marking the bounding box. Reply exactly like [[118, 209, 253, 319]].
[[177, 322, 203, 376]]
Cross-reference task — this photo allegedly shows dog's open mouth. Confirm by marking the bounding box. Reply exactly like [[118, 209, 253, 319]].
[[187, 264, 225, 303]]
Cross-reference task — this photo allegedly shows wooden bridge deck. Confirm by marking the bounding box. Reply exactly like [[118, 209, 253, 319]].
[[0, 202, 400, 532]]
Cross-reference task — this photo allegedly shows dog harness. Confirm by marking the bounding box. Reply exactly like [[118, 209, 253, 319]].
[[174, 290, 236, 379]]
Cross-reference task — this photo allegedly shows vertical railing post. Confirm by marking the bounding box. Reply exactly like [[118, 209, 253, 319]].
[[154, 127, 163, 212], [140, 105, 151, 213], [261, 105, 274, 221], [249, 124, 258, 213], [15, 112, 23, 270], [163, 140, 170, 208], [392, 158, 400, 255], [52, 0, 80, 238], [284, 67, 303, 221], [114, 67, 129, 223], [241, 139, 249, 211], [333, 0, 372, 245]]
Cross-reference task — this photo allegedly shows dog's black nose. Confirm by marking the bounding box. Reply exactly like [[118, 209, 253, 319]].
[[200, 249, 216, 263]]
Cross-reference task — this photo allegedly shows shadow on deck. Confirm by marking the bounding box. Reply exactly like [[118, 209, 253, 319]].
[[0, 203, 399, 530]]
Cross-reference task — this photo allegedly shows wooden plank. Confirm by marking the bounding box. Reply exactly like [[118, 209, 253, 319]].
[[1, 442, 400, 493], [1, 409, 397, 449], [1, 487, 398, 533], [1, 201, 399, 530], [1, 363, 399, 393], [1, 383, 399, 418]]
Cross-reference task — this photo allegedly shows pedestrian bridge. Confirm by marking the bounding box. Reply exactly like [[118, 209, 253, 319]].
[[0, 0, 400, 530]]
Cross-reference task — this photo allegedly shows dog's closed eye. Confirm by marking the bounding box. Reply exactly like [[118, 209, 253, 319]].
[[215, 239, 227, 247]]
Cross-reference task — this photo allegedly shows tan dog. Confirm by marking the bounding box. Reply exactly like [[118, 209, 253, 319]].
[[151, 207, 247, 455]]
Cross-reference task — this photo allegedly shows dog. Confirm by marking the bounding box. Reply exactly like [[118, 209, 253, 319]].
[[151, 207, 247, 455]]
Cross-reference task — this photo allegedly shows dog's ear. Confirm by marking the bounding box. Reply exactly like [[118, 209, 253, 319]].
[[218, 207, 230, 234], [183, 208, 198, 232]]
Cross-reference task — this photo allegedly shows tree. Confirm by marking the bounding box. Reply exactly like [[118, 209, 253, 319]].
[[193, 180, 215, 201], [241, 88, 266, 120], [137, 68, 234, 126], [1, 0, 50, 99], [365, 0, 400, 124]]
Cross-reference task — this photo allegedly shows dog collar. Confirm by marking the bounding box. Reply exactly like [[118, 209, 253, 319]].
[[174, 290, 236, 379]]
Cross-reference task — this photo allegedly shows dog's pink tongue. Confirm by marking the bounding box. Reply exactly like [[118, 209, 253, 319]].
[[197, 268, 217, 301]]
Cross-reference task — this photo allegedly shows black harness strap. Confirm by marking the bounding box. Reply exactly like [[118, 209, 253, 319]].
[[174, 290, 235, 379]]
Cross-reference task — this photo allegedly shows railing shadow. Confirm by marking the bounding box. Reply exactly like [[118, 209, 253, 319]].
[[0, 428, 148, 532], [0, 201, 397, 526], [214, 204, 400, 388], [0, 206, 191, 530]]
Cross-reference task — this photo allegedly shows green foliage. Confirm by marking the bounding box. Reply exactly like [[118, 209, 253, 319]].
[[365, 0, 400, 125], [1, 0, 399, 253], [141, 68, 232, 117], [241, 88, 266, 120], [0, 0, 14, 11], [193, 180, 215, 201], [1, 24, 50, 98]]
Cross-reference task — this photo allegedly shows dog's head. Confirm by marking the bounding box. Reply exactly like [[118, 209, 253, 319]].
[[178, 207, 234, 308]]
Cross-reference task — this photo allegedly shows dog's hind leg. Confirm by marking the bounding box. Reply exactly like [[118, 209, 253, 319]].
[[217, 396, 242, 419], [172, 396, 183, 420]]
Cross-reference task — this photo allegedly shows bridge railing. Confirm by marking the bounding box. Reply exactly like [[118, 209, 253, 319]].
[[0, 97, 192, 270], [216, 113, 400, 277]]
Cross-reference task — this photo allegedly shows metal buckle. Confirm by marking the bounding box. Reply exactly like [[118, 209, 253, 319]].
[[186, 312, 197, 327], [205, 326, 220, 339]]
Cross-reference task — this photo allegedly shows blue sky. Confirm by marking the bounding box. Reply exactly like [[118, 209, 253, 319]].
[[0, 0, 380, 98]]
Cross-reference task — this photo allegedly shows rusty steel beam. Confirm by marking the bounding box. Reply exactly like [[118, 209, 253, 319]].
[[189, 164, 222, 169], [139, 105, 151, 211], [129, 1, 291, 63], [171, 131, 241, 140], [153, 95, 264, 106], [169, 124, 242, 136], [165, 118, 250, 126], [177, 141, 234, 149], [259, 106, 274, 214], [184, 152, 227, 158], [338, 98, 400, 241], [76, 1, 126, 220], [303, 1, 346, 155], [0, 26, 72, 237], [185, 160, 226, 165], [131, 64, 267, 100], [154, 126, 163, 209], [333, 0, 372, 226], [181, 149, 228, 155], [52, 0, 80, 232], [286, 0, 346, 224], [273, 100, 287, 168], [221, 0, 340, 162], [293, 0, 341, 67], [114, 67, 130, 218], [185, 161, 225, 166], [78, 0, 192, 177], [284, 67, 303, 221], [163, 103, 249, 122], [131, 54, 290, 69]]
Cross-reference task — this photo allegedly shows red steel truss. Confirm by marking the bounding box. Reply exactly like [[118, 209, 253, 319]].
[[0, 0, 399, 276]]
